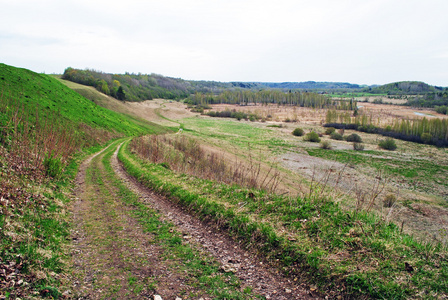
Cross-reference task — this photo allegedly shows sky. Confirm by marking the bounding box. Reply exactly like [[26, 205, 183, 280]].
[[1, 0, 448, 86]]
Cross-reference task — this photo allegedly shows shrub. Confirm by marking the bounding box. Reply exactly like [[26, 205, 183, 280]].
[[330, 132, 343, 140], [379, 138, 397, 151], [292, 128, 304, 136], [345, 133, 362, 143], [353, 142, 364, 151], [320, 140, 332, 149], [325, 127, 336, 135], [421, 132, 432, 144], [304, 131, 321, 143], [435, 105, 448, 115]]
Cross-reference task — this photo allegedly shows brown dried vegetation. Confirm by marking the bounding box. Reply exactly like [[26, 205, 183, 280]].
[[131, 134, 282, 193]]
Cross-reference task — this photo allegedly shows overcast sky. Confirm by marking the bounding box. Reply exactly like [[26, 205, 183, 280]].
[[1, 0, 447, 86]]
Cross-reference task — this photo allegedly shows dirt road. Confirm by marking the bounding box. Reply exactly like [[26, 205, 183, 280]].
[[69, 142, 319, 299]]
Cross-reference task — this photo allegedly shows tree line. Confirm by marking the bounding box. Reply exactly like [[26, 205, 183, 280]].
[[326, 109, 448, 147]]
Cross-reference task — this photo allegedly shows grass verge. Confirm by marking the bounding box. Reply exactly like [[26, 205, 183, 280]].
[[119, 137, 448, 299], [0, 139, 118, 299]]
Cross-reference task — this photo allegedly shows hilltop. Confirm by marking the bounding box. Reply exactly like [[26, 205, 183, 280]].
[[364, 81, 442, 95]]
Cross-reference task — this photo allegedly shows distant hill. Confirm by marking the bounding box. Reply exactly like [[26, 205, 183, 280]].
[[61, 68, 369, 102], [360, 81, 448, 107], [364, 81, 444, 95], [61, 68, 448, 107]]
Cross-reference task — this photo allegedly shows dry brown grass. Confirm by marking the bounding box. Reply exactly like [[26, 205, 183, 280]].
[[130, 134, 282, 193], [208, 104, 327, 124]]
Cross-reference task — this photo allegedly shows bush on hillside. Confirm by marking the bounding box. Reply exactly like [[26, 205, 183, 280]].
[[304, 131, 321, 143], [292, 128, 304, 136], [379, 138, 397, 151], [325, 127, 336, 135], [345, 133, 363, 143], [330, 132, 343, 140], [320, 140, 332, 149]]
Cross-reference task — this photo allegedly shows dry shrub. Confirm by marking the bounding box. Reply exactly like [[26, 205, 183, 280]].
[[383, 194, 397, 208], [320, 140, 332, 149], [0, 94, 116, 181]]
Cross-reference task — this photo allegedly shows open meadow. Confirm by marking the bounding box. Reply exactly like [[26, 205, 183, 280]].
[[141, 102, 448, 245]]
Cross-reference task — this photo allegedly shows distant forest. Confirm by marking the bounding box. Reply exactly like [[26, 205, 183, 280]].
[[62, 68, 447, 108]]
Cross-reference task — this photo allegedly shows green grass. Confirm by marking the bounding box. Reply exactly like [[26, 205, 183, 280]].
[[119, 137, 448, 299], [181, 117, 293, 152]]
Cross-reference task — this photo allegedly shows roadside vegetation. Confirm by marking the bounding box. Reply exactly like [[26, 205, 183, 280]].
[[0, 64, 165, 298]]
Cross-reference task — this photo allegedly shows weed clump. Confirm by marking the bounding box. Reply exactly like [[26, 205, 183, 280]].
[[43, 151, 64, 178], [304, 131, 321, 143], [130, 135, 281, 193], [379, 138, 397, 151], [353, 142, 364, 151], [383, 194, 397, 207], [320, 140, 332, 149], [292, 128, 304, 136]]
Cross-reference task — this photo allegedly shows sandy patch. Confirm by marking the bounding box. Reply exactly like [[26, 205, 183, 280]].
[[124, 99, 197, 126]]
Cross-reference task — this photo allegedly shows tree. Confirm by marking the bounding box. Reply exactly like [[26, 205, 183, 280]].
[[116, 86, 126, 100]]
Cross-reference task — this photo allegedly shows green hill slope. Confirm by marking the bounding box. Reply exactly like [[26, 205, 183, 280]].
[[0, 63, 161, 135]]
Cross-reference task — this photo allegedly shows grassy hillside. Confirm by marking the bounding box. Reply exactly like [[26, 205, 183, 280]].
[[0, 63, 169, 298], [0, 63, 165, 136]]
